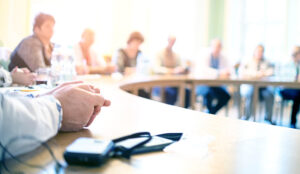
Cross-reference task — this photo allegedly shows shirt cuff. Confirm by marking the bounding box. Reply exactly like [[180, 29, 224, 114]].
[[47, 96, 63, 130]]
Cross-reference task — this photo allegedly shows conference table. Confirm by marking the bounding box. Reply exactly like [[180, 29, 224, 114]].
[[121, 74, 300, 121], [4, 74, 300, 174]]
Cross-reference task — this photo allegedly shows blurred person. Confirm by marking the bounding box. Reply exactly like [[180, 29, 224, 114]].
[[240, 45, 274, 123], [112, 31, 145, 75], [74, 28, 116, 75], [0, 66, 36, 87], [9, 13, 55, 72], [280, 46, 300, 128], [154, 36, 190, 108], [112, 31, 149, 98], [0, 81, 111, 159], [196, 39, 231, 114]]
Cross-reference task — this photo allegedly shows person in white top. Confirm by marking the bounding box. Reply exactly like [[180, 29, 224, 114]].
[[74, 28, 116, 75], [0, 81, 111, 160], [196, 39, 231, 114], [239, 45, 274, 123]]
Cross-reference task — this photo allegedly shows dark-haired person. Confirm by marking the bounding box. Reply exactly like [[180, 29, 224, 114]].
[[240, 45, 274, 123], [74, 28, 116, 75], [9, 13, 55, 72], [113, 31, 145, 75], [280, 46, 300, 128]]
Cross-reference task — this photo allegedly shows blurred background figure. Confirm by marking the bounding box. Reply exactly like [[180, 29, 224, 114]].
[[112, 31, 145, 76], [154, 36, 186, 75], [279, 46, 300, 128], [153, 36, 190, 108], [74, 28, 116, 75], [240, 45, 274, 123], [196, 39, 231, 114], [112, 31, 149, 98], [9, 13, 55, 72]]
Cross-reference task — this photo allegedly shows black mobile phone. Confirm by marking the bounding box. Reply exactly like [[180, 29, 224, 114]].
[[63, 137, 114, 166]]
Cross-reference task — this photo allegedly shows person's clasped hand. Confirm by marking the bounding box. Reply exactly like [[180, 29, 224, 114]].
[[11, 67, 37, 86], [45, 81, 111, 131]]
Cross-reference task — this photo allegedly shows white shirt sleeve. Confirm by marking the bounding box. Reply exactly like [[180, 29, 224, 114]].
[[0, 67, 12, 87], [0, 94, 63, 159]]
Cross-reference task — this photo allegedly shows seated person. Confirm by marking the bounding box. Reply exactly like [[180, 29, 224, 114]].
[[9, 13, 55, 72], [196, 39, 231, 114], [280, 46, 300, 128], [112, 31, 145, 75], [153, 36, 190, 108], [240, 45, 274, 123], [74, 28, 116, 75], [0, 66, 36, 87], [0, 81, 110, 159], [112, 31, 149, 98]]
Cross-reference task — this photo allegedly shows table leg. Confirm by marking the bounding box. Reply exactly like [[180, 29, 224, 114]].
[[253, 84, 259, 121], [178, 83, 185, 108], [191, 82, 196, 110], [161, 87, 165, 103], [237, 84, 242, 119]]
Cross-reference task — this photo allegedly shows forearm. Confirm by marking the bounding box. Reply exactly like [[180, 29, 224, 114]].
[[88, 66, 106, 74], [0, 94, 62, 158]]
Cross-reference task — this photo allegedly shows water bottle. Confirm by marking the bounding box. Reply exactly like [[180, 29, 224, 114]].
[[50, 45, 63, 86], [50, 45, 77, 85], [136, 53, 151, 75]]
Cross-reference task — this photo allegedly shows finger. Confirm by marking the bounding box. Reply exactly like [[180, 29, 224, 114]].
[[86, 106, 101, 127], [91, 93, 106, 106], [76, 84, 96, 93], [103, 99, 111, 107], [60, 81, 83, 88], [21, 68, 31, 73], [85, 84, 100, 94], [31, 73, 37, 78], [94, 87, 100, 94], [12, 67, 18, 73]]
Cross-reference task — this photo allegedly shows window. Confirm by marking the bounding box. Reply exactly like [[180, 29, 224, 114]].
[[226, 0, 288, 63]]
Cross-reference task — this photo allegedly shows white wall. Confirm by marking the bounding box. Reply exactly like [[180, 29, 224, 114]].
[[0, 0, 31, 50], [30, 0, 210, 61]]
